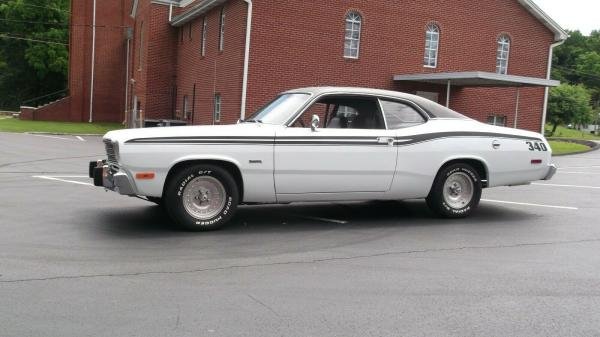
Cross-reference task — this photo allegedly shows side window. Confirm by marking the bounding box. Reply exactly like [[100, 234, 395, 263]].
[[291, 96, 385, 130], [380, 100, 426, 129]]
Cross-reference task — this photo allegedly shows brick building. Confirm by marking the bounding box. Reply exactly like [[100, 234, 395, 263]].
[[22, 0, 567, 133]]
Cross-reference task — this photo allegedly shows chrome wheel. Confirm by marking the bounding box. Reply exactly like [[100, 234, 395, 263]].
[[443, 172, 474, 210], [182, 176, 226, 220]]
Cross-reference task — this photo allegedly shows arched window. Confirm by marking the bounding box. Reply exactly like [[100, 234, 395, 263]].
[[496, 35, 511, 74], [344, 12, 362, 58], [424, 24, 439, 68]]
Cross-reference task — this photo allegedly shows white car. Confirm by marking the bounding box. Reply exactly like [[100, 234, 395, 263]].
[[90, 87, 557, 230]]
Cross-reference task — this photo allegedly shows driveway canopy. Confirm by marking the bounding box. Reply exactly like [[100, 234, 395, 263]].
[[393, 71, 560, 128]]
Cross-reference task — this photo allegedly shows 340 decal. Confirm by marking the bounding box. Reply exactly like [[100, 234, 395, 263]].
[[526, 141, 548, 152]]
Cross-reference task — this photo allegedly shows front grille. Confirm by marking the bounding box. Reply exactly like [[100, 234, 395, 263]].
[[103, 139, 119, 171]]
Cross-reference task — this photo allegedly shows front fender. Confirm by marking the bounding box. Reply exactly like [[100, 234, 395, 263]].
[[168, 154, 243, 174]]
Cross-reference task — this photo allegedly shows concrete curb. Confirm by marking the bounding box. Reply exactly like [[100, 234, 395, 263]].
[[549, 138, 600, 157]]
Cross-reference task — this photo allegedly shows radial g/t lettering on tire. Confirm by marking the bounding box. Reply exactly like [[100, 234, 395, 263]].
[[164, 164, 239, 231], [426, 163, 482, 218]]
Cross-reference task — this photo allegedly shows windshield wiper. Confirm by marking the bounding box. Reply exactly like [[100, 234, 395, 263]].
[[244, 119, 263, 124]]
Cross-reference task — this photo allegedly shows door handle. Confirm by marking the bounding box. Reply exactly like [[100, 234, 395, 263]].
[[378, 137, 395, 146]]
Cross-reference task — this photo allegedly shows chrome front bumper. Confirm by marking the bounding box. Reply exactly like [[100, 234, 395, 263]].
[[544, 164, 558, 180], [89, 160, 136, 195]]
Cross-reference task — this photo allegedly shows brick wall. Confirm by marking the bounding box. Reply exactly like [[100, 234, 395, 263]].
[[69, 0, 133, 123], [173, 0, 248, 125], [244, 0, 555, 132], [130, 2, 179, 122], [26, 97, 72, 121], [58, 0, 558, 131], [28, 0, 133, 123]]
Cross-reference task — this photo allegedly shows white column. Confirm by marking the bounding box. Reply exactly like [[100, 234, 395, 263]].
[[446, 80, 451, 108], [514, 87, 521, 129], [88, 0, 97, 123]]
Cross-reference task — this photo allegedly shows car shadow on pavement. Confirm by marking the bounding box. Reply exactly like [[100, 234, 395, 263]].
[[89, 200, 538, 238]]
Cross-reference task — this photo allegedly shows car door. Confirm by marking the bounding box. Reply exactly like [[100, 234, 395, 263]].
[[274, 95, 398, 195]]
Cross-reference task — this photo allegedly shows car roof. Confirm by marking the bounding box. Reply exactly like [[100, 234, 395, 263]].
[[283, 86, 426, 101], [282, 86, 469, 120]]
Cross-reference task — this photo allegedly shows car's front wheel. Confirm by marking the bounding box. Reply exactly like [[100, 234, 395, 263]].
[[426, 163, 482, 218], [164, 164, 239, 231]]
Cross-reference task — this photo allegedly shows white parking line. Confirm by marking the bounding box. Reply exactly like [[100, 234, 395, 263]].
[[481, 199, 578, 210], [532, 183, 600, 190], [33, 175, 93, 186], [29, 134, 74, 141], [561, 165, 600, 169], [76, 136, 85, 141], [560, 171, 600, 175]]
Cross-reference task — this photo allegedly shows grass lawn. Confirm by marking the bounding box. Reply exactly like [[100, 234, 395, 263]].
[[548, 140, 591, 155], [0, 117, 124, 134], [545, 124, 600, 140]]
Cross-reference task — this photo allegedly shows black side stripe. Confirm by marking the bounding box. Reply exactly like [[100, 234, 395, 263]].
[[125, 132, 542, 146], [395, 132, 542, 146]]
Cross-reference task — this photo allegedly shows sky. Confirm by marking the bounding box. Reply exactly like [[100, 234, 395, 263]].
[[533, 0, 599, 35]]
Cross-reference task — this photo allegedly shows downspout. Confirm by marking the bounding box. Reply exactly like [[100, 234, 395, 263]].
[[240, 0, 253, 120], [89, 0, 97, 123], [541, 40, 565, 133], [169, 3, 173, 22], [124, 29, 132, 125]]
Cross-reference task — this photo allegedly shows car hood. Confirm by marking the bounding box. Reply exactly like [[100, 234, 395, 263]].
[[104, 123, 280, 143]]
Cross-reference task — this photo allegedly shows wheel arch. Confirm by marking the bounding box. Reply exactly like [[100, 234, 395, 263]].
[[434, 156, 490, 189], [164, 156, 245, 201]]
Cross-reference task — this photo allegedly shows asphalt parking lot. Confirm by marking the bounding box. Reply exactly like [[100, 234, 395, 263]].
[[1, 131, 600, 337]]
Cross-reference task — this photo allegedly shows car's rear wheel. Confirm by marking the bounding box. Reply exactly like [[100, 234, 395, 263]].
[[426, 163, 482, 218], [164, 164, 239, 231]]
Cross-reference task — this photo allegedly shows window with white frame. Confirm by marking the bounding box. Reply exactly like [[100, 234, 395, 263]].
[[496, 35, 510, 75], [214, 94, 221, 123], [487, 115, 507, 126], [201, 17, 207, 56], [219, 7, 225, 52], [344, 11, 362, 59], [424, 24, 440, 68]]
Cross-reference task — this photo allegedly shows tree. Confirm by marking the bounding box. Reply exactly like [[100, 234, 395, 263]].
[[547, 84, 593, 136], [575, 52, 600, 110], [0, 0, 69, 110], [552, 30, 589, 83]]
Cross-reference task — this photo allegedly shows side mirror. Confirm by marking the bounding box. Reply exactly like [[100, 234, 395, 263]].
[[311, 114, 320, 132]]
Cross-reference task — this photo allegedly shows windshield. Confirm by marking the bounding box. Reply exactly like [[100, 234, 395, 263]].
[[246, 93, 311, 125]]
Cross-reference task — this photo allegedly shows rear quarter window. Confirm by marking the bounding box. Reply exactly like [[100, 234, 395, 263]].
[[380, 100, 426, 129], [412, 97, 469, 119]]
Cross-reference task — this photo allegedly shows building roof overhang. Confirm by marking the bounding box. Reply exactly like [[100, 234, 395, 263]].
[[170, 0, 228, 27], [393, 71, 560, 87], [518, 0, 569, 42]]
